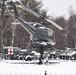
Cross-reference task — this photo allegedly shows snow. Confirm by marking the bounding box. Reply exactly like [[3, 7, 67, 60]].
[[67, 51, 76, 56], [0, 60, 76, 75]]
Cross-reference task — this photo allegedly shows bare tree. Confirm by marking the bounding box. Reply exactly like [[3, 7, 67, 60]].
[[67, 6, 76, 48]]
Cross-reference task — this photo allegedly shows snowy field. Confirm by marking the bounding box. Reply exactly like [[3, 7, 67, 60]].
[[0, 60, 76, 75]]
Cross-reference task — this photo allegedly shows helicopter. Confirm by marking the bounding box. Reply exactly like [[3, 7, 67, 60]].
[[1, 0, 63, 64]]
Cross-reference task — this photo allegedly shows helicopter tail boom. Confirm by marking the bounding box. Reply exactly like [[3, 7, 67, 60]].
[[12, 3, 46, 41]]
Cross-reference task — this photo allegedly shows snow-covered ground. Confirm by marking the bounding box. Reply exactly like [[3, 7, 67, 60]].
[[0, 60, 76, 75]]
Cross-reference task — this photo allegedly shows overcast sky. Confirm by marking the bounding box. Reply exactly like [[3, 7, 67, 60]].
[[42, 0, 76, 19]]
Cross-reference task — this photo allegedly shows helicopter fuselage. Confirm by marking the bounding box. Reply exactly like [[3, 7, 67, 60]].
[[16, 16, 56, 46]]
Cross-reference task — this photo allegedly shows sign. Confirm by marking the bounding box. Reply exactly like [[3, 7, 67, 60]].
[[8, 49, 14, 55]]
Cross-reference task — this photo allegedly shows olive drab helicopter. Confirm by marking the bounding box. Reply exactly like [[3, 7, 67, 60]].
[[1, 0, 63, 64]]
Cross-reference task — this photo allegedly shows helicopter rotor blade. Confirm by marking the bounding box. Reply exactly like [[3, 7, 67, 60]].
[[45, 18, 63, 30], [3, 0, 63, 30], [11, 21, 43, 26], [18, 5, 40, 18], [18, 5, 63, 30]]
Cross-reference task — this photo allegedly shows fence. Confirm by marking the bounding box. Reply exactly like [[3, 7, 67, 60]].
[[0, 72, 76, 75]]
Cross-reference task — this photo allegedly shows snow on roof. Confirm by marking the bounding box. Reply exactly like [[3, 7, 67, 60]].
[[34, 53, 40, 56], [19, 49, 27, 52], [39, 27, 46, 29], [50, 51, 56, 54], [3, 46, 20, 50], [31, 51, 36, 54]]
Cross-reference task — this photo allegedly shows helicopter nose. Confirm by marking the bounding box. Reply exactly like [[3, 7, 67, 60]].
[[50, 39, 56, 46]]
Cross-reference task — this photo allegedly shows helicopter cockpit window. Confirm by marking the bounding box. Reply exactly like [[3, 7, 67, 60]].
[[47, 29, 55, 40], [47, 29, 53, 37], [36, 27, 47, 37]]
